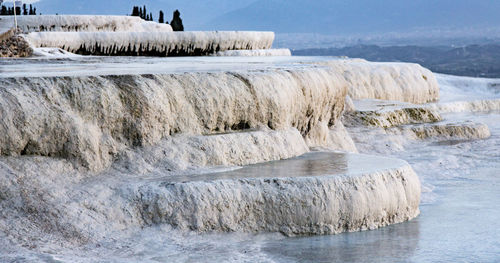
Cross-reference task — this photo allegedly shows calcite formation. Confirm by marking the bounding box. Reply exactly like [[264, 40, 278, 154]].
[[344, 99, 443, 128], [25, 31, 275, 56], [0, 67, 347, 171], [0, 56, 428, 256]]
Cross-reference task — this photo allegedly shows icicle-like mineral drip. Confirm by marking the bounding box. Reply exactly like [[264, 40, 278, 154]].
[[25, 31, 275, 56]]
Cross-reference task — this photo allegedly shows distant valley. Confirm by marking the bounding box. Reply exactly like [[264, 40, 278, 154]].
[[294, 44, 500, 78]]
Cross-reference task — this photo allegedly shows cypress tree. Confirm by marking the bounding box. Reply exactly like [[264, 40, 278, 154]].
[[158, 10, 164, 23], [143, 5, 147, 19], [131, 6, 139, 16], [15, 6, 21, 15], [170, 10, 184, 31], [149, 12, 153, 21], [33, 7, 36, 15], [22, 4, 27, 15], [139, 6, 143, 19], [1, 6, 6, 16], [29, 4, 33, 15]]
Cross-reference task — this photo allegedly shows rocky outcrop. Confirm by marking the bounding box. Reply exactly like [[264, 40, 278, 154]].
[[0, 33, 33, 58], [0, 28, 15, 42]]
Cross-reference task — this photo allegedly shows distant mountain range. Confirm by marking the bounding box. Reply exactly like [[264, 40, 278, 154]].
[[205, 0, 500, 35], [30, 0, 500, 36], [294, 44, 500, 78]]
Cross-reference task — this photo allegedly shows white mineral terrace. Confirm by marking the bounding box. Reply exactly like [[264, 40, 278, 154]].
[[1, 53, 498, 261], [1, 15, 276, 56], [213, 48, 292, 57], [7, 15, 174, 33], [0, 55, 327, 78], [344, 99, 443, 128], [320, 60, 439, 104], [0, 55, 427, 255], [0, 56, 438, 97], [344, 98, 492, 141], [25, 31, 275, 56], [126, 151, 421, 235]]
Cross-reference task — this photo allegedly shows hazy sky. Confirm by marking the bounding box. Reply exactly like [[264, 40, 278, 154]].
[[27, 0, 254, 27], [12, 0, 500, 36], [2, 0, 40, 4]]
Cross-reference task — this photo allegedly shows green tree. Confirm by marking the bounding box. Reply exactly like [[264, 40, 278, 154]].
[[158, 10, 164, 23], [170, 10, 184, 31], [131, 6, 139, 16]]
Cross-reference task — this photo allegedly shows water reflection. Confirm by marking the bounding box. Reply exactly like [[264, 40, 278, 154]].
[[155, 151, 408, 185], [157, 152, 350, 184], [263, 219, 420, 263]]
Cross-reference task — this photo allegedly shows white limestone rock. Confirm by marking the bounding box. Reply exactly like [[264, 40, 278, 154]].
[[319, 59, 440, 104], [25, 31, 275, 56], [344, 99, 442, 128], [0, 67, 346, 171], [0, 152, 421, 245], [430, 99, 500, 113], [394, 121, 491, 140], [213, 48, 292, 57], [306, 121, 358, 153], [31, 47, 80, 57], [115, 128, 310, 175], [327, 122, 358, 153], [10, 15, 173, 33]]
